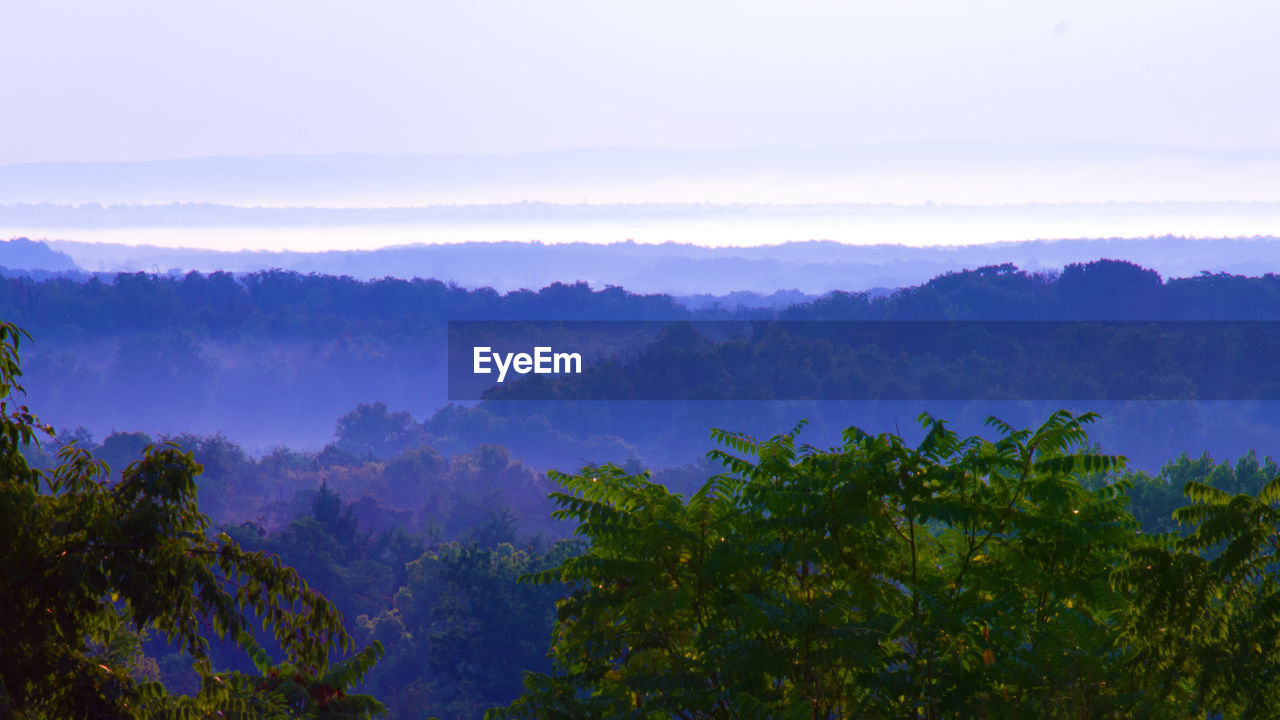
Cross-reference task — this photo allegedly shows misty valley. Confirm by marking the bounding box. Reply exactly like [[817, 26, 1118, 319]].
[[8, 256, 1280, 718]]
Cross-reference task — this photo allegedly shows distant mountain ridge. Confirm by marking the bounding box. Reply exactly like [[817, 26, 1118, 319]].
[[6, 234, 1280, 296], [0, 237, 78, 272]]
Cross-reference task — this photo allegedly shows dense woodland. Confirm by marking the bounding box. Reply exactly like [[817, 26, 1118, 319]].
[[6, 260, 1280, 338], [7, 261, 1280, 717], [5, 259, 1280, 466]]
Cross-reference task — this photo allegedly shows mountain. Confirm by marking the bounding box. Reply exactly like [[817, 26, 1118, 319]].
[[0, 237, 78, 273], [6, 233, 1280, 296]]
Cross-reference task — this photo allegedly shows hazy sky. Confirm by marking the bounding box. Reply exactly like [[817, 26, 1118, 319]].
[[3, 1, 1277, 165]]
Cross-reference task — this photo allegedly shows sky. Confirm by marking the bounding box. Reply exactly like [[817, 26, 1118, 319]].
[[3, 0, 1278, 165]]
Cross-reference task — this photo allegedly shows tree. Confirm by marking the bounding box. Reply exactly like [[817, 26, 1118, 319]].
[[492, 411, 1156, 719], [0, 319, 384, 719], [365, 540, 581, 718], [334, 403, 428, 461], [1116, 468, 1280, 717]]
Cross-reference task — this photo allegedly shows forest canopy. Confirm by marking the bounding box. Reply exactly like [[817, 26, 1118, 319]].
[[7, 257, 1280, 718]]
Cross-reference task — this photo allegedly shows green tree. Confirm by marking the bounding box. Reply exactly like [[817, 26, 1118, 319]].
[[493, 411, 1154, 719], [1116, 469, 1280, 717], [364, 539, 582, 719], [334, 403, 428, 461], [0, 319, 384, 719]]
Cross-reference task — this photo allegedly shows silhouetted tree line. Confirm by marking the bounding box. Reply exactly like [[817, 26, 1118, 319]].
[[5, 261, 1280, 345], [0, 271, 693, 343], [780, 260, 1280, 320], [8, 258, 1280, 466]]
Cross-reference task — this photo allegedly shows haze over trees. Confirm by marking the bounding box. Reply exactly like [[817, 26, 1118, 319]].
[[7, 257, 1280, 717], [9, 310, 1280, 716], [2, 257, 1279, 471]]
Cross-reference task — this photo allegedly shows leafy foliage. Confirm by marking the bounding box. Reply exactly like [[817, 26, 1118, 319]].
[[1115, 467, 1280, 717], [493, 410, 1146, 718], [358, 539, 583, 719], [0, 319, 384, 719]]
